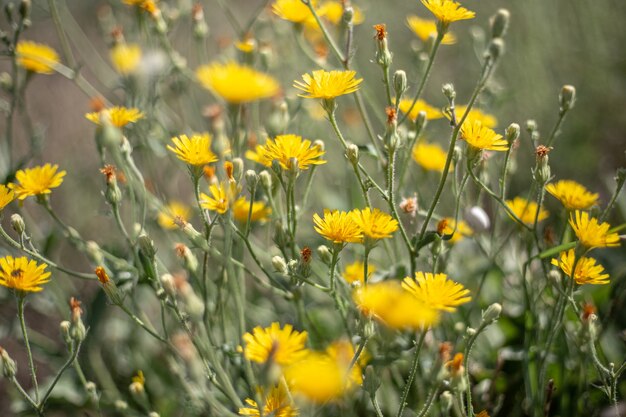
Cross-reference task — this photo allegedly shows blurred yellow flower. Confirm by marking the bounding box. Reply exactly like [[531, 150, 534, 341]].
[[0, 256, 51, 293], [167, 134, 218, 166], [16, 41, 60, 74], [398, 98, 443, 121], [313, 209, 362, 244], [343, 261, 375, 285], [402, 272, 471, 312], [294, 69, 362, 99], [200, 182, 230, 214], [318, 1, 364, 25], [110, 43, 142, 75], [9, 164, 66, 200], [569, 210, 620, 249], [545, 180, 599, 211], [420, 0, 475, 27], [273, 0, 319, 23], [407, 15, 456, 44], [196, 61, 280, 104], [506, 197, 549, 225], [85, 106, 144, 128], [455, 106, 497, 128], [437, 217, 473, 243], [232, 197, 271, 223], [239, 384, 298, 417], [123, 0, 158, 14], [245, 134, 326, 171], [157, 201, 191, 229], [0, 185, 15, 211], [551, 249, 609, 285], [461, 120, 508, 152], [242, 322, 308, 366], [412, 142, 450, 172], [350, 207, 399, 241]]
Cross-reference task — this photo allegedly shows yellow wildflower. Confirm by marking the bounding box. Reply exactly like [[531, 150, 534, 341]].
[[167, 134, 218, 166], [110, 43, 142, 75], [232, 197, 271, 223], [200, 182, 231, 214], [402, 272, 471, 312], [461, 120, 508, 152], [294, 69, 362, 99], [545, 180, 599, 211], [16, 41, 60, 74], [313, 209, 362, 244], [318, 1, 365, 25], [569, 210, 620, 249], [350, 208, 399, 241], [85, 106, 144, 128], [157, 201, 191, 229], [412, 142, 450, 172], [343, 261, 375, 285], [407, 15, 456, 44], [437, 217, 473, 243], [242, 322, 308, 366], [551, 249, 609, 285], [505, 197, 549, 225], [0, 256, 51, 293], [455, 106, 497, 128], [0, 185, 15, 211], [398, 99, 443, 121], [420, 0, 475, 27], [123, 0, 158, 15], [196, 62, 280, 104], [239, 384, 298, 417], [273, 0, 319, 24], [245, 134, 326, 171], [9, 164, 66, 200]]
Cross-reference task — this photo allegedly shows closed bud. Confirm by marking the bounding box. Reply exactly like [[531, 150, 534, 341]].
[[442, 83, 456, 102], [490, 9, 510, 39], [482, 302, 502, 323], [313, 139, 325, 152], [149, 413, 160, 417], [138, 233, 157, 259], [317, 245, 332, 265], [232, 157, 244, 182], [559, 85, 576, 112], [271, 159, 282, 177], [0, 347, 17, 379], [464, 206, 491, 232], [415, 110, 427, 131], [259, 170, 272, 191], [440, 391, 453, 412], [181, 222, 209, 251], [272, 256, 288, 274], [393, 70, 407, 98], [533, 145, 552, 185], [547, 270, 562, 287], [346, 144, 359, 164], [85, 381, 97, 396], [505, 123, 520, 143], [486, 38, 505, 61], [175, 243, 198, 273], [343, 6, 354, 24], [114, 400, 129, 411], [466, 327, 477, 337], [525, 119, 537, 134], [160, 274, 177, 298], [10, 213, 25, 235], [287, 157, 300, 179], [245, 170, 258, 191], [0, 72, 12, 92], [60, 320, 72, 344]]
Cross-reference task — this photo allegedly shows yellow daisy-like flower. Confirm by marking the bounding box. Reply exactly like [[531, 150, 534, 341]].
[[350, 208, 399, 241], [354, 280, 439, 330], [9, 164, 66, 200], [551, 249, 609, 285], [420, 0, 475, 27], [16, 41, 60, 74], [454, 106, 497, 128], [272, 0, 319, 23], [313, 209, 362, 244], [167, 134, 218, 166], [85, 106, 144, 128], [123, 0, 159, 15], [239, 384, 298, 417], [437, 217, 473, 243], [196, 61, 280, 104], [545, 180, 599, 211], [407, 15, 456, 44], [200, 182, 231, 214], [343, 261, 375, 285], [398, 98, 443, 121], [157, 201, 191, 229], [505, 197, 549, 225], [294, 69, 362, 99], [318, 1, 364, 25], [412, 142, 450, 172], [569, 210, 620, 249], [461, 120, 508, 152], [245, 134, 326, 171], [110, 43, 142, 75], [0, 256, 51, 293], [0, 184, 15, 211], [402, 272, 471, 312], [242, 322, 308, 366], [232, 197, 271, 223]]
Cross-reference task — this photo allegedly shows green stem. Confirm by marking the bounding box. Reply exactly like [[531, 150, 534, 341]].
[[17, 296, 39, 403], [416, 382, 442, 417], [9, 376, 39, 414], [118, 303, 168, 343], [396, 328, 428, 417], [38, 341, 82, 412]]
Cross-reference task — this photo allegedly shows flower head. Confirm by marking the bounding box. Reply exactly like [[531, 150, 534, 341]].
[[157, 201, 191, 229], [505, 197, 549, 225], [242, 322, 308, 366], [546, 180, 599, 211], [85, 106, 144, 128], [239, 384, 298, 417], [245, 134, 326, 171], [437, 218, 473, 243], [350, 208, 399, 241], [413, 142, 450, 172], [196, 62, 280, 104], [407, 15, 456, 44], [569, 210, 620, 249], [167, 134, 218, 166], [318, 1, 364, 25], [294, 70, 362, 99], [0, 256, 51, 293], [313, 209, 362, 244], [551, 249, 609, 285], [402, 272, 471, 312], [110, 43, 142, 75], [0, 185, 15, 211], [16, 41, 60, 74], [233, 198, 271, 223], [343, 261, 375, 285], [454, 106, 497, 128], [9, 164, 66, 200], [200, 182, 232, 214], [398, 99, 443, 122], [272, 0, 319, 23], [461, 120, 508, 152], [420, 0, 475, 27]]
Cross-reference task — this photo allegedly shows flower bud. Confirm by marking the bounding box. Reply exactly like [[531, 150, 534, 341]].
[[317, 245, 332, 265], [313, 139, 325, 152], [10, 213, 25, 235], [161, 273, 177, 298], [114, 400, 129, 411], [547, 270, 562, 287], [490, 9, 510, 39], [232, 157, 244, 182], [440, 391, 453, 412], [0, 72, 12, 92], [95, 267, 124, 305], [343, 6, 354, 24], [287, 157, 300, 179], [559, 85, 576, 112], [363, 365, 381, 396], [442, 83, 456, 102], [259, 170, 272, 191], [533, 145, 552, 185], [180, 222, 209, 251], [0, 347, 17, 378], [415, 110, 427, 131], [138, 233, 157, 259], [245, 170, 259, 191], [86, 241, 105, 265], [482, 302, 502, 323], [69, 297, 86, 342], [149, 412, 160, 417], [466, 327, 477, 337], [486, 38, 505, 61], [272, 256, 288, 274], [464, 206, 490, 232], [60, 320, 72, 345], [393, 70, 407, 98], [505, 123, 520, 143], [346, 144, 359, 164]]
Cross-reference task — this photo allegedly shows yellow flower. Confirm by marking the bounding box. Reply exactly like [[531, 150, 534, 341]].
[[343, 261, 375, 285], [402, 272, 471, 312], [0, 256, 51, 293], [232, 197, 271, 223], [123, 0, 158, 15], [398, 99, 443, 121], [110, 43, 142, 75], [9, 164, 66, 200], [505, 197, 549, 225], [200, 182, 231, 214], [318, 1, 364, 25], [437, 217, 473, 243], [412, 142, 450, 172], [569, 210, 620, 249], [354, 280, 439, 330], [85, 106, 144, 128], [157, 201, 191, 229], [242, 322, 308, 366], [313, 209, 362, 244], [461, 120, 508, 152], [420, 0, 475, 27], [407, 16, 456, 44], [454, 106, 497, 128], [294, 69, 362, 99], [0, 184, 15, 211], [16, 41, 60, 74], [551, 249, 609, 285], [350, 208, 399, 241], [239, 384, 298, 417], [196, 61, 280, 104], [272, 0, 319, 23], [245, 134, 326, 171], [167, 134, 218, 166], [545, 180, 599, 211]]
